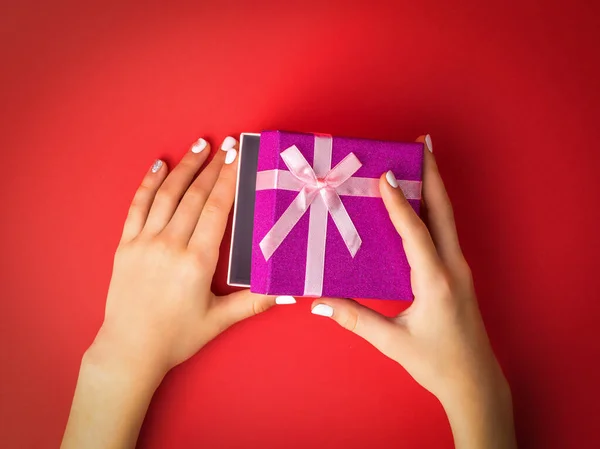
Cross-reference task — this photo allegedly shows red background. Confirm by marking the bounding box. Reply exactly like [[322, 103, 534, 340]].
[[1, 1, 599, 448]]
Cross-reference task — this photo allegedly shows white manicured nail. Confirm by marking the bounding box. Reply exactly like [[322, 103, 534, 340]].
[[225, 149, 237, 165], [385, 170, 398, 188], [151, 159, 163, 173], [221, 136, 236, 151], [425, 134, 433, 153], [275, 296, 296, 305], [311, 304, 334, 317], [191, 138, 207, 154]]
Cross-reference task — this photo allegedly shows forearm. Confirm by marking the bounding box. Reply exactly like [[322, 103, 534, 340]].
[[440, 373, 517, 449], [61, 337, 165, 449]]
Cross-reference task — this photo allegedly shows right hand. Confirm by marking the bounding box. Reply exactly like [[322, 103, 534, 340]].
[[311, 135, 508, 405]]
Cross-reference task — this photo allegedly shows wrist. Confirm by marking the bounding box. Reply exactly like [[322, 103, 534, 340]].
[[84, 326, 168, 392], [433, 340, 509, 407], [438, 357, 511, 410], [437, 368, 516, 449], [439, 371, 512, 415], [62, 329, 166, 449]]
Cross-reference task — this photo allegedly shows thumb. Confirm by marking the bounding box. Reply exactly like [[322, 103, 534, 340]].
[[213, 291, 296, 328], [311, 298, 405, 358], [380, 171, 442, 275]]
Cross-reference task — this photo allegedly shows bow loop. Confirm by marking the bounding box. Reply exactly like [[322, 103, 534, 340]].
[[324, 153, 363, 188], [280, 145, 318, 184]]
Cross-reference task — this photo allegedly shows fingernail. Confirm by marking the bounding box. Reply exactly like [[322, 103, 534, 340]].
[[151, 159, 163, 173], [221, 136, 236, 151], [191, 138, 207, 154], [385, 170, 398, 188], [225, 149, 237, 165], [425, 134, 433, 153], [311, 304, 334, 317], [275, 296, 296, 305]]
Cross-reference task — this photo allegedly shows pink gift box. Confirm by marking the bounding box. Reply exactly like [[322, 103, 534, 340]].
[[249, 131, 424, 300]]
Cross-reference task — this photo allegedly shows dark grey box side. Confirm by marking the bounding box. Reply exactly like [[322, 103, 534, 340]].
[[228, 134, 260, 286]]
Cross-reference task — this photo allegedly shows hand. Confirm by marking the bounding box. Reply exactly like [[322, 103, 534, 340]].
[[311, 135, 517, 449], [62, 136, 294, 449], [97, 136, 295, 376]]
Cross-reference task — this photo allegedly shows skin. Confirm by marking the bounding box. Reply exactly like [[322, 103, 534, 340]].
[[61, 135, 516, 449], [313, 136, 517, 449]]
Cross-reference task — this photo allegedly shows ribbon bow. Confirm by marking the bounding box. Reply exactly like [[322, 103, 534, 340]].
[[259, 144, 362, 261]]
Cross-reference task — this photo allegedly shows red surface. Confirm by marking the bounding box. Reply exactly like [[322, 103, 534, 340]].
[[1, 1, 599, 448]]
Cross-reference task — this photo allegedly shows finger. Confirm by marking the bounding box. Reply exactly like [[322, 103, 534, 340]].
[[380, 170, 442, 274], [120, 159, 168, 243], [188, 137, 239, 256], [164, 146, 227, 243], [417, 135, 463, 264], [311, 298, 405, 359], [210, 290, 295, 330], [142, 138, 211, 236]]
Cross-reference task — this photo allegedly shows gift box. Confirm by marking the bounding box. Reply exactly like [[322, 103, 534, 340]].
[[228, 131, 423, 300]]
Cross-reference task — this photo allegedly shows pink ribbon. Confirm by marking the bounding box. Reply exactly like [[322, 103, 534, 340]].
[[256, 135, 421, 296]]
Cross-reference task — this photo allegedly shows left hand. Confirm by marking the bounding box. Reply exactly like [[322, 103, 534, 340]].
[[63, 136, 296, 449], [93, 135, 291, 378]]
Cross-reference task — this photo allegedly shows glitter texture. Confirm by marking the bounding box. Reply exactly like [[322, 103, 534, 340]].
[[250, 131, 424, 301], [151, 159, 163, 173]]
